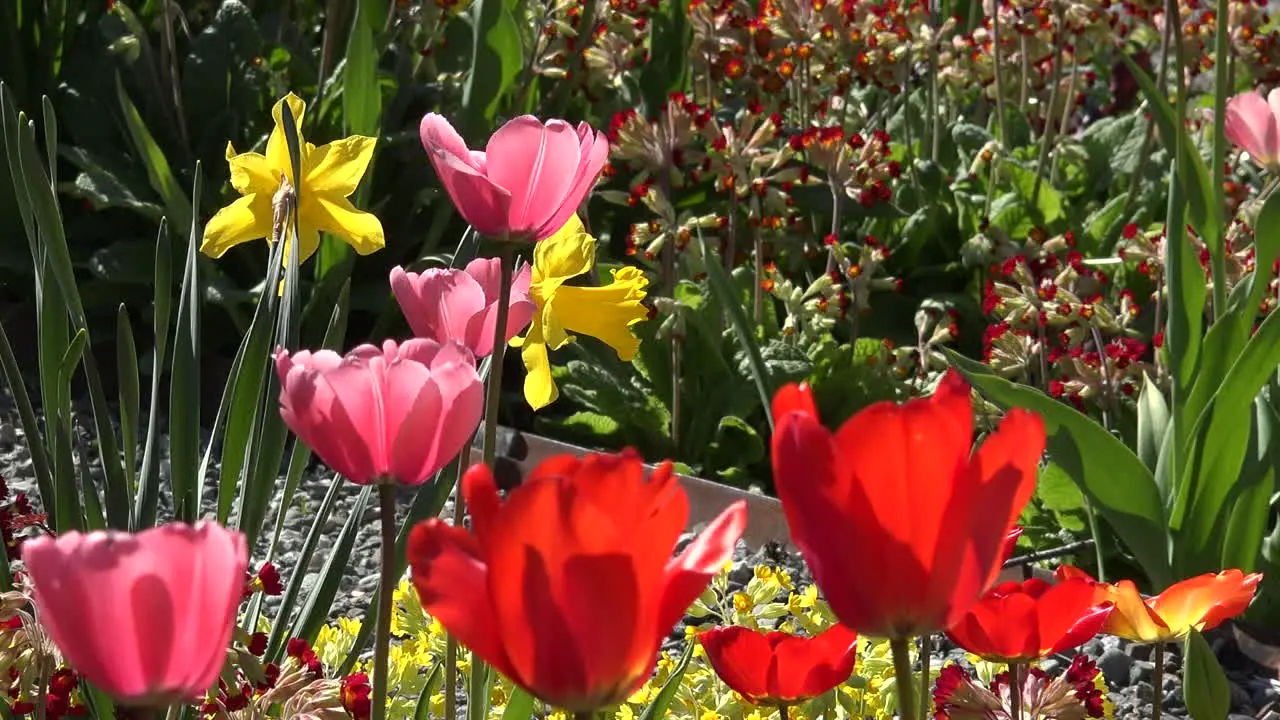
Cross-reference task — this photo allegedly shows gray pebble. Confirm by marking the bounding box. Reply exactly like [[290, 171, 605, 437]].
[[1098, 648, 1134, 686]]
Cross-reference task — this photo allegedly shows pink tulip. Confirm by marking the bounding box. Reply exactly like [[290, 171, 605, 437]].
[[389, 258, 536, 357], [21, 522, 248, 707], [419, 114, 609, 241], [1225, 89, 1280, 171], [274, 338, 483, 485]]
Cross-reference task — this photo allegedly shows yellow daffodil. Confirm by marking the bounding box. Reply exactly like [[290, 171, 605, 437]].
[[511, 215, 649, 410], [202, 93, 384, 264]]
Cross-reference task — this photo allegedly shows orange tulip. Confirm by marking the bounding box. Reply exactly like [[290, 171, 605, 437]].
[[1055, 567, 1263, 643], [770, 369, 1045, 639], [407, 450, 747, 712]]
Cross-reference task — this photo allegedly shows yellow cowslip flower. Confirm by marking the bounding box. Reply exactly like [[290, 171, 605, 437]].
[[511, 215, 649, 410], [202, 93, 384, 264]]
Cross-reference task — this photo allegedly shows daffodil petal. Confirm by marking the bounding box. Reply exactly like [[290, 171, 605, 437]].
[[267, 93, 308, 184], [551, 267, 649, 360], [300, 194, 385, 255], [539, 296, 574, 350], [521, 340, 558, 411], [201, 193, 273, 258], [532, 214, 595, 287], [306, 136, 378, 196], [277, 226, 322, 267], [226, 147, 278, 196]]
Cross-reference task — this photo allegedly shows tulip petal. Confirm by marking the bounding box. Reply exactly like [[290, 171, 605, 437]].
[[657, 500, 747, 633], [534, 126, 609, 239], [1148, 570, 1261, 636], [390, 266, 488, 348], [485, 117, 581, 234], [420, 114, 513, 237], [699, 626, 775, 703], [201, 193, 273, 258], [1226, 91, 1276, 168], [771, 382, 819, 427], [406, 520, 514, 679], [772, 624, 859, 701], [306, 135, 377, 197]]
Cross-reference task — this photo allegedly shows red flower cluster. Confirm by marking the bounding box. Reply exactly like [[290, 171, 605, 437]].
[[9, 667, 85, 719]]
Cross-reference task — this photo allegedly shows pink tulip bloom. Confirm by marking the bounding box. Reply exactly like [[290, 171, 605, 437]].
[[21, 522, 248, 707], [1225, 89, 1280, 171], [419, 114, 609, 241], [275, 338, 484, 485], [389, 258, 536, 357]]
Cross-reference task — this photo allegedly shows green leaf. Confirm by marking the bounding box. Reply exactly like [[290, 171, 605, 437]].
[[942, 349, 1171, 587], [709, 415, 764, 472], [116, 304, 140, 495], [1082, 194, 1130, 254], [114, 75, 192, 237], [500, 687, 536, 720], [702, 237, 775, 432], [0, 322, 53, 512], [467, 655, 494, 720], [169, 166, 202, 522], [290, 485, 373, 647], [1220, 396, 1278, 572], [1183, 629, 1230, 720], [134, 219, 171, 529], [266, 475, 346, 661], [1120, 52, 1220, 254], [1137, 373, 1170, 473], [343, 0, 381, 137], [1175, 304, 1280, 575], [414, 662, 444, 720], [53, 329, 88, 533], [639, 642, 697, 720], [639, 0, 691, 114], [460, 0, 523, 132], [1036, 462, 1086, 514]]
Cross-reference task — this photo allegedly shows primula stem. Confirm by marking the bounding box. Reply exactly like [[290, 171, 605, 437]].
[[890, 636, 918, 720], [372, 483, 398, 720], [484, 246, 515, 467], [1153, 641, 1165, 720]]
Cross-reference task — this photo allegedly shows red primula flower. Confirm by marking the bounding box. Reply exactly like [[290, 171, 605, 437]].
[[699, 624, 858, 706], [945, 577, 1113, 663], [770, 370, 1045, 639]]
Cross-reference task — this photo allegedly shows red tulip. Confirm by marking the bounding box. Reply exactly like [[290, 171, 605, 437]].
[[698, 624, 859, 706], [770, 369, 1044, 639], [407, 450, 747, 712], [274, 339, 483, 485], [945, 577, 1113, 662], [22, 522, 248, 706]]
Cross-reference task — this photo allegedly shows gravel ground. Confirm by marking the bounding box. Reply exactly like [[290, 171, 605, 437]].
[[0, 393, 1277, 719]]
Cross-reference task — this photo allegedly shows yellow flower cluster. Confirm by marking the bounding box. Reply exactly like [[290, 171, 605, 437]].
[[313, 568, 905, 720]]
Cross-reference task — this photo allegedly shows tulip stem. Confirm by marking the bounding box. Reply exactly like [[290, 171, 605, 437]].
[[1153, 641, 1165, 720], [484, 245, 515, 467], [372, 483, 398, 720], [890, 637, 918, 720], [918, 634, 933, 720], [779, 705, 791, 720], [1007, 662, 1023, 720]]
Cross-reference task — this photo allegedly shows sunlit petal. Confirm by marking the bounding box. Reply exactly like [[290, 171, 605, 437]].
[[300, 194, 385, 256], [201, 194, 273, 258], [306, 136, 378, 196]]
